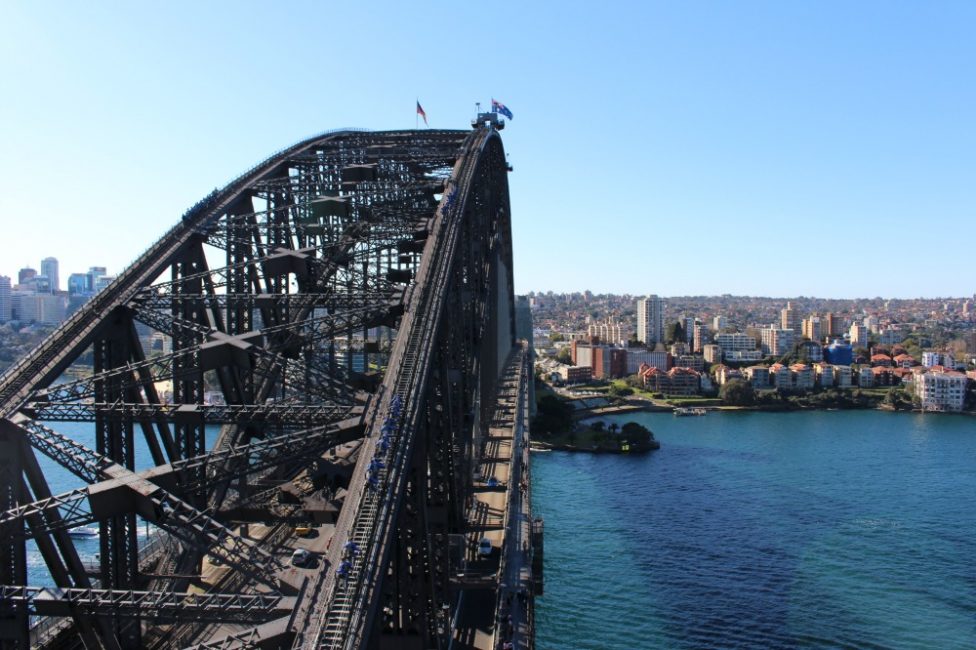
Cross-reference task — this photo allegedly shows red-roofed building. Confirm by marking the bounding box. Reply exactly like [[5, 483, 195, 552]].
[[668, 367, 702, 395], [871, 354, 892, 367], [871, 366, 895, 385], [769, 363, 792, 389], [789, 363, 814, 390], [639, 363, 701, 395], [891, 367, 914, 382], [892, 353, 917, 368]]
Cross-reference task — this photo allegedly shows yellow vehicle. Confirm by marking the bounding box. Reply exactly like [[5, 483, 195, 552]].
[[294, 525, 313, 537]]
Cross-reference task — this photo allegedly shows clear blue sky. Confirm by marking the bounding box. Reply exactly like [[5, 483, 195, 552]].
[[1, 1, 973, 298]]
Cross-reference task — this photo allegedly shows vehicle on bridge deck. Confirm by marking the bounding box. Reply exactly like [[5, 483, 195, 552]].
[[291, 548, 311, 567], [478, 538, 494, 557]]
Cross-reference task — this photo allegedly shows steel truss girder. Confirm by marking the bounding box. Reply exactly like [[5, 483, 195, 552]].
[[5, 420, 284, 589], [132, 291, 399, 324], [136, 224, 415, 303], [305, 130, 509, 650], [31, 340, 360, 407], [0, 586, 294, 623], [24, 401, 358, 427], [2, 419, 362, 540], [303, 129, 515, 650]]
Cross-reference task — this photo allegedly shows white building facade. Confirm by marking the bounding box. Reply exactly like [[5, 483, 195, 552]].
[[636, 295, 664, 346]]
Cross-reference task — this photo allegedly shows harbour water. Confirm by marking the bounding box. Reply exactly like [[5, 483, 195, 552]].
[[532, 410, 976, 649]]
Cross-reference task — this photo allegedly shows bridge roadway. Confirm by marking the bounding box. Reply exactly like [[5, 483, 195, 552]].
[[453, 343, 537, 650]]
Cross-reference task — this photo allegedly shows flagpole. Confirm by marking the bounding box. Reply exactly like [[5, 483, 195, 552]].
[[415, 97, 418, 130]]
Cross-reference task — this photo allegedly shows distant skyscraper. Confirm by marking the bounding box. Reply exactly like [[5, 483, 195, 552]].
[[40, 257, 59, 293], [683, 316, 695, 345], [88, 266, 107, 291], [824, 312, 844, 338], [0, 276, 10, 322], [33, 276, 51, 294], [636, 295, 664, 346], [693, 322, 710, 353], [802, 315, 822, 342], [780, 301, 799, 337], [18, 267, 36, 286], [67, 273, 90, 295]]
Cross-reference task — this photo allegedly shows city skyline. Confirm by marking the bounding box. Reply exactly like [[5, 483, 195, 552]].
[[3, 2, 975, 298], [4, 253, 974, 302]]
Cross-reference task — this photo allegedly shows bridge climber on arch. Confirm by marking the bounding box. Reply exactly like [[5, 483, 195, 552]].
[[0, 124, 532, 649]]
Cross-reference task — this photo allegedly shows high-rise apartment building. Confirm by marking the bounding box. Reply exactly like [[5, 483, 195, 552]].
[[587, 318, 630, 346], [780, 301, 800, 337], [849, 322, 868, 347], [636, 295, 664, 346], [40, 257, 59, 293], [824, 312, 845, 338], [0, 276, 10, 322], [761, 327, 795, 356], [17, 267, 36, 286], [802, 316, 822, 342], [693, 322, 710, 353], [714, 332, 756, 352]]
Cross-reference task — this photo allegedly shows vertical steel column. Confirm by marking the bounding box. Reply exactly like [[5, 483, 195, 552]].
[[94, 311, 140, 648], [0, 420, 27, 649]]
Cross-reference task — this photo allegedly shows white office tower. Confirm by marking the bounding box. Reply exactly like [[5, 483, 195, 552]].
[[636, 295, 664, 345], [40, 257, 59, 293]]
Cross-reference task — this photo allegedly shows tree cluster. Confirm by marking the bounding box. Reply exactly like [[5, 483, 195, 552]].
[[532, 395, 574, 435]]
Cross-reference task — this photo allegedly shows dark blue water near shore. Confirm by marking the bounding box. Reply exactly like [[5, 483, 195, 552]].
[[532, 411, 976, 649]]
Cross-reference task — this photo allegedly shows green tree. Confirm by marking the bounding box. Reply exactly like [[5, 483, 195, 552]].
[[608, 384, 633, 398], [620, 421, 654, 445], [665, 321, 685, 345], [719, 378, 756, 406], [532, 395, 575, 435], [555, 347, 572, 365]]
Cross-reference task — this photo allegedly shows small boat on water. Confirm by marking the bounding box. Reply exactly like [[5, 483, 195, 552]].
[[68, 527, 98, 538], [674, 407, 707, 417]]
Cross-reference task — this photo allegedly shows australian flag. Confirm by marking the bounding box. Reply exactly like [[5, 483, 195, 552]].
[[491, 99, 513, 120]]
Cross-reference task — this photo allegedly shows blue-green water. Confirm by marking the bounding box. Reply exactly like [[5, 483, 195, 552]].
[[532, 411, 976, 649]]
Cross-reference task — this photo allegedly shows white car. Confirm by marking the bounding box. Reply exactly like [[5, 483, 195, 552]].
[[478, 538, 493, 557], [291, 548, 311, 567]]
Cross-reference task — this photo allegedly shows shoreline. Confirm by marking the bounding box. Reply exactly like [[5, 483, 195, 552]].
[[530, 439, 660, 454], [577, 395, 976, 417]]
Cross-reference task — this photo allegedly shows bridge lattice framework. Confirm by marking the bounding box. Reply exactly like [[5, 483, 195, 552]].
[[0, 126, 515, 650]]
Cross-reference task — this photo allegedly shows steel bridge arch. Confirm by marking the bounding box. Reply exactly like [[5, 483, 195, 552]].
[[0, 126, 518, 650]]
